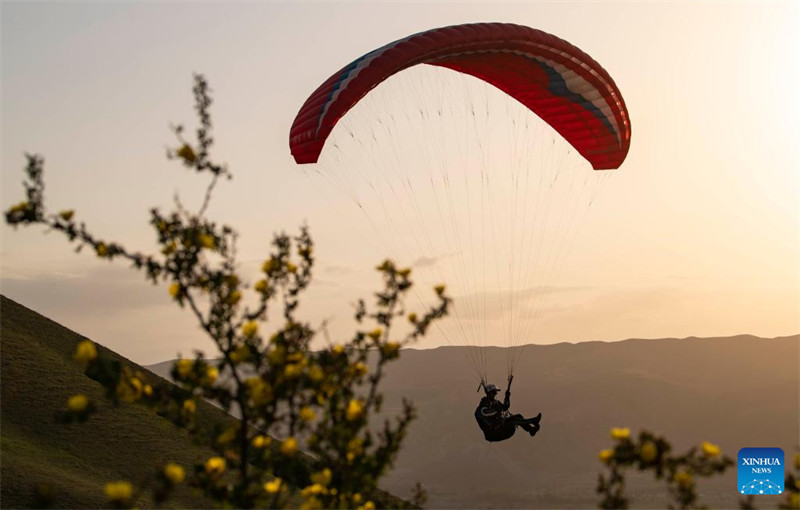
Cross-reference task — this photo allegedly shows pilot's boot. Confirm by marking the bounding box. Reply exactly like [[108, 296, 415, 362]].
[[522, 422, 540, 437]]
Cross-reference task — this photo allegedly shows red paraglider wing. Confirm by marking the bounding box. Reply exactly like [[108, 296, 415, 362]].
[[290, 23, 631, 170]]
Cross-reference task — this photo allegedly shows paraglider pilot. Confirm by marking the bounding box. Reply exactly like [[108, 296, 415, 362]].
[[475, 375, 541, 442]]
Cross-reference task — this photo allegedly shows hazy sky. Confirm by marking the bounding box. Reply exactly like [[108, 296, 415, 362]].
[[1, 1, 798, 365]]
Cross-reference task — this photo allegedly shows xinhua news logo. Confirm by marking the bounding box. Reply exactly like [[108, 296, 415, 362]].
[[738, 447, 784, 495]]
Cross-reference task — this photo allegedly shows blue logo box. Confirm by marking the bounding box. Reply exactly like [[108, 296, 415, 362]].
[[738, 447, 784, 495]]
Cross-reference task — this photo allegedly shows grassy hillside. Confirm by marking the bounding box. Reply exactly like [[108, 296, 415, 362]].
[[0, 295, 412, 509], [0, 294, 237, 508]]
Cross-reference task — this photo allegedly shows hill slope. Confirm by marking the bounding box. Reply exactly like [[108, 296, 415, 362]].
[[1, 295, 413, 509], [0, 294, 237, 508]]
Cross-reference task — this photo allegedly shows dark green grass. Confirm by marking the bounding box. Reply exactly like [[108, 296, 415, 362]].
[[0, 294, 231, 508]]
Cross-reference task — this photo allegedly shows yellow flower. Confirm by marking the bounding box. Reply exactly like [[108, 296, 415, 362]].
[[281, 437, 298, 456], [673, 470, 693, 488], [308, 365, 324, 382], [177, 144, 196, 163], [59, 210, 74, 221], [788, 493, 799, 509], [176, 358, 193, 378], [143, 384, 153, 397], [163, 462, 185, 484], [300, 406, 316, 422], [299, 246, 313, 257], [182, 399, 196, 413], [254, 279, 269, 293], [284, 363, 303, 379], [169, 282, 181, 298], [286, 262, 298, 273], [347, 438, 363, 457], [701, 441, 720, 457], [216, 427, 237, 445], [246, 377, 273, 406], [287, 352, 305, 363], [353, 493, 362, 504], [301, 496, 323, 508], [68, 394, 89, 412], [311, 468, 332, 486], [434, 284, 446, 295], [262, 258, 277, 273], [95, 243, 108, 257], [301, 483, 326, 496], [397, 267, 411, 277], [376, 260, 392, 271], [599, 449, 614, 464], [199, 234, 215, 249], [352, 361, 368, 377], [226, 290, 242, 305], [346, 399, 365, 421], [156, 220, 168, 232], [640, 441, 657, 462], [9, 201, 28, 213], [229, 344, 250, 364], [130, 377, 142, 393], [162, 241, 177, 256], [610, 427, 630, 440], [368, 328, 383, 341], [268, 346, 285, 365], [204, 366, 218, 385], [117, 377, 143, 403], [74, 340, 97, 363], [205, 456, 226, 476], [381, 342, 400, 358], [104, 481, 133, 503], [408, 313, 418, 323], [358, 501, 375, 510], [252, 435, 271, 449], [264, 478, 283, 494], [242, 321, 258, 338]]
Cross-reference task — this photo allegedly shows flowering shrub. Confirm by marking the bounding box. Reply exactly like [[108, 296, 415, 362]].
[[597, 428, 799, 510], [597, 427, 732, 509], [5, 75, 449, 509]]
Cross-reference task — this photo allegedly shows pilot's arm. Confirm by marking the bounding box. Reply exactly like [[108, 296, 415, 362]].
[[502, 375, 513, 410]]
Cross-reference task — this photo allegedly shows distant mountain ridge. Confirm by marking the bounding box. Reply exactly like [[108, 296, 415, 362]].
[[377, 334, 799, 508], [151, 333, 799, 508]]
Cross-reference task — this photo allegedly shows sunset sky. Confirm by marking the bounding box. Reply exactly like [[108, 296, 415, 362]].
[[2, 1, 798, 365]]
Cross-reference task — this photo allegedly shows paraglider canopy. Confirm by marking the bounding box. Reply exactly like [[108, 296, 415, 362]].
[[290, 22, 631, 170], [290, 22, 632, 383]]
